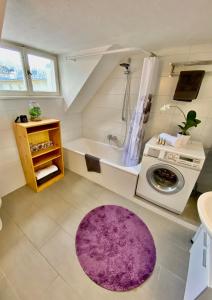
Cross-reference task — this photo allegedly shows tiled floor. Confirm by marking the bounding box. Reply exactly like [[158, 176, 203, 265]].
[[181, 193, 201, 225], [0, 170, 194, 300]]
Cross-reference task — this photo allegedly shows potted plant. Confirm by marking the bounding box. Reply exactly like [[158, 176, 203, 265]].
[[160, 104, 201, 145], [29, 101, 42, 121]]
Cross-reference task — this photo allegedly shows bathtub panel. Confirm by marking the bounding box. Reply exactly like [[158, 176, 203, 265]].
[[63, 148, 138, 199]]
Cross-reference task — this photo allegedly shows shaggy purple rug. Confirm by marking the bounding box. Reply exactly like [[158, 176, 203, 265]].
[[75, 205, 156, 291]]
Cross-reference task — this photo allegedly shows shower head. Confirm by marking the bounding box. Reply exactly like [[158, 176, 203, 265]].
[[120, 62, 130, 69], [119, 58, 131, 74]]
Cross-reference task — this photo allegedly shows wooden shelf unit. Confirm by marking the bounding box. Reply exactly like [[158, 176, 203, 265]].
[[13, 119, 64, 192]]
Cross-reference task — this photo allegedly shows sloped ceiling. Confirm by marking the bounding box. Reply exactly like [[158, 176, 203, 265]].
[[2, 0, 212, 54], [59, 45, 112, 110], [67, 50, 126, 112]]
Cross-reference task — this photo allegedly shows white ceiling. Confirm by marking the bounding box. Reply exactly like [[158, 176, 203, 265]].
[[2, 0, 212, 54]]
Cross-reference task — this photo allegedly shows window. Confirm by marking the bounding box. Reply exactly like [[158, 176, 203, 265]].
[[27, 54, 57, 93], [0, 43, 60, 96], [0, 47, 27, 92]]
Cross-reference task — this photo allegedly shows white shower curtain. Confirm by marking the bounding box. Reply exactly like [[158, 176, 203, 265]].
[[122, 56, 159, 167]]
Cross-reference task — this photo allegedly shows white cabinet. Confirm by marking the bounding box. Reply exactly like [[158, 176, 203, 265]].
[[184, 226, 212, 300]]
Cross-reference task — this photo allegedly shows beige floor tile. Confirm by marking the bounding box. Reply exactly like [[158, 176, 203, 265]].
[[68, 176, 103, 195], [52, 175, 103, 205], [181, 193, 201, 225], [0, 267, 4, 280], [40, 228, 115, 299], [0, 276, 21, 300], [154, 238, 189, 280], [79, 177, 104, 198], [141, 264, 160, 290], [62, 170, 82, 184], [2, 186, 37, 223], [134, 206, 194, 251], [32, 188, 71, 222], [60, 187, 101, 213], [57, 205, 88, 238], [150, 266, 186, 300], [18, 205, 60, 249], [0, 237, 57, 300], [96, 189, 132, 206], [40, 276, 82, 300], [40, 229, 85, 295], [0, 210, 24, 264], [1, 170, 193, 300], [47, 173, 85, 197]]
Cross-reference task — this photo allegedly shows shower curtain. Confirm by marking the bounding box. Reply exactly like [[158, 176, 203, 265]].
[[122, 56, 159, 167]]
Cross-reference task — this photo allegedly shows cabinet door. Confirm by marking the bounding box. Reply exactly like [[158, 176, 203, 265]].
[[184, 228, 209, 300]]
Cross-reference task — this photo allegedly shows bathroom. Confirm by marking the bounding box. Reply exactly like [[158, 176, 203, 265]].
[[0, 0, 212, 299]]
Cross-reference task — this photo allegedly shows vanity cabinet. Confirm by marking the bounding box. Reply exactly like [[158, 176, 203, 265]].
[[184, 226, 212, 300]]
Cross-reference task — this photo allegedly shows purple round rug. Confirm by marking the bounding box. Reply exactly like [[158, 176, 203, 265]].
[[75, 205, 156, 291]]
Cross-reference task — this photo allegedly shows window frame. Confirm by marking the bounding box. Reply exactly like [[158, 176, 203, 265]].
[[0, 41, 60, 97]]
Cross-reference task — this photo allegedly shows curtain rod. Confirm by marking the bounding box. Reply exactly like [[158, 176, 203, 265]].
[[65, 47, 157, 61], [170, 60, 212, 76]]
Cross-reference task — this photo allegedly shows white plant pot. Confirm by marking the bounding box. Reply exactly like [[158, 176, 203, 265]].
[[177, 133, 191, 147]]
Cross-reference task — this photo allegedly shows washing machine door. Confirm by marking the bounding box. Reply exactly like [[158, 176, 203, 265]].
[[147, 163, 185, 194]]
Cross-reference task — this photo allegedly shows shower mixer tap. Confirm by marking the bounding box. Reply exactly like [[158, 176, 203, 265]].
[[107, 134, 118, 144]]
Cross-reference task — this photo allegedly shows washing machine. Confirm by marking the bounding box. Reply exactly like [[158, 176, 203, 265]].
[[136, 136, 205, 214]]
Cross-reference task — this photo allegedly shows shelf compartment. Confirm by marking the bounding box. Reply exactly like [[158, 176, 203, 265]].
[[28, 127, 61, 152], [31, 146, 61, 158], [36, 169, 61, 186], [27, 127, 59, 136], [37, 173, 64, 192], [33, 149, 61, 168], [27, 122, 59, 134]]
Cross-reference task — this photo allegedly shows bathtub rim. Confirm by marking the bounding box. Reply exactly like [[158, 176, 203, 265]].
[[63, 138, 141, 176]]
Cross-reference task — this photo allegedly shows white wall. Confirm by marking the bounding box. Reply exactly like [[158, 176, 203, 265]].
[[59, 51, 104, 110], [0, 0, 6, 37], [2, 43, 212, 196], [82, 44, 212, 149], [0, 98, 81, 196], [82, 53, 145, 143], [58, 47, 125, 112]]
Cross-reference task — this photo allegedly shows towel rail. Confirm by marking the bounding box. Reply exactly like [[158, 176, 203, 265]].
[[66, 47, 157, 61], [170, 60, 212, 77]]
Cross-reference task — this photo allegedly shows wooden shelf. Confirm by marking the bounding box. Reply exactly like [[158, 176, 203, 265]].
[[33, 153, 61, 168], [37, 173, 64, 192], [31, 146, 60, 158], [13, 119, 64, 192], [15, 119, 60, 128], [28, 127, 59, 136]]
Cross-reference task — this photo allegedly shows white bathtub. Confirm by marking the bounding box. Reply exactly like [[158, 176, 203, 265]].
[[63, 138, 141, 199]]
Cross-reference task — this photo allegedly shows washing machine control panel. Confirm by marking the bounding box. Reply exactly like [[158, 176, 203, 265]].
[[163, 151, 202, 169]]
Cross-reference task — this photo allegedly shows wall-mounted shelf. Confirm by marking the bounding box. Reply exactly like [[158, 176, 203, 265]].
[[13, 119, 64, 192]]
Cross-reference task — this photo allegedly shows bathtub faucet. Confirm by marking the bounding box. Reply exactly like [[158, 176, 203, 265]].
[[107, 134, 118, 145]]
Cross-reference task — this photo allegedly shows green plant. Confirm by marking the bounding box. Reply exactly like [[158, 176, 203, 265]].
[[29, 106, 41, 118], [178, 110, 201, 136]]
